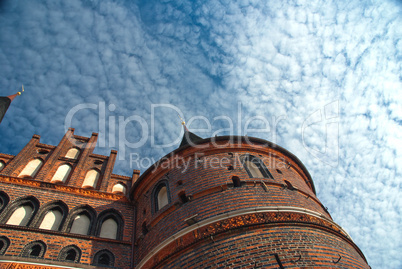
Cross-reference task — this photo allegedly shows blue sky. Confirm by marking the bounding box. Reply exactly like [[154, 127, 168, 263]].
[[0, 0, 401, 267]]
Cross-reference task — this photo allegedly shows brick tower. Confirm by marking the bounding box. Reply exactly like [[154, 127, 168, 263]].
[[131, 130, 370, 268]]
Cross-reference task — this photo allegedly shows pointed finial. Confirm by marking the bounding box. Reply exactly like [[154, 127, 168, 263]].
[[177, 113, 185, 126], [17, 84, 24, 95]]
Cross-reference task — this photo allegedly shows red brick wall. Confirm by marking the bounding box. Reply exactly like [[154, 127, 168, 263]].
[[158, 225, 369, 269], [131, 138, 368, 268]]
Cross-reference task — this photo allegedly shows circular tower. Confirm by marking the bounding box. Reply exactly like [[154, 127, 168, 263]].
[[130, 134, 369, 269]]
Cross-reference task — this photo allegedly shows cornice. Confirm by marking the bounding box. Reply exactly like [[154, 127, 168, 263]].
[[0, 175, 129, 202]]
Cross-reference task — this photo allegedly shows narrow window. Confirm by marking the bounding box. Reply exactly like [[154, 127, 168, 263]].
[[142, 222, 148, 235], [0, 161, 5, 172], [70, 214, 90, 235], [232, 176, 241, 187], [153, 182, 170, 213], [18, 159, 43, 178], [276, 169, 282, 174], [112, 183, 126, 195], [157, 186, 168, 209], [6, 204, 33, 226], [99, 218, 118, 239], [39, 209, 63, 231], [65, 148, 80, 159], [241, 155, 273, 179], [82, 169, 100, 189], [51, 164, 72, 183], [0, 192, 9, 214]]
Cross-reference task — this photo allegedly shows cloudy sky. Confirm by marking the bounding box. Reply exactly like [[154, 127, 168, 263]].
[[0, 0, 401, 267]]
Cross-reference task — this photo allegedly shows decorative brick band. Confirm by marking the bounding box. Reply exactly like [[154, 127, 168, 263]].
[[137, 207, 365, 269], [0, 175, 128, 202]]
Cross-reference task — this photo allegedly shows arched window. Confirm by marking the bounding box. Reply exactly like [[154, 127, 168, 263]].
[[65, 205, 96, 236], [0, 191, 9, 214], [82, 169, 100, 189], [70, 214, 91, 235], [65, 148, 80, 159], [51, 164, 72, 183], [34, 201, 68, 231], [92, 249, 115, 267], [96, 209, 124, 240], [58, 245, 81, 263], [152, 181, 170, 213], [112, 183, 126, 195], [241, 155, 273, 179], [0, 236, 10, 255], [18, 159, 43, 178], [99, 218, 118, 239], [0, 196, 39, 227], [6, 204, 34, 226], [20, 241, 46, 258], [0, 161, 5, 172], [39, 209, 63, 231]]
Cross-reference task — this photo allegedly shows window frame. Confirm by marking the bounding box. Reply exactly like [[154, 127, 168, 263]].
[[241, 154, 274, 179], [95, 209, 124, 240], [33, 200, 69, 231], [0, 196, 40, 227], [152, 180, 171, 214], [20, 240, 46, 258], [92, 249, 115, 267], [57, 245, 81, 263]]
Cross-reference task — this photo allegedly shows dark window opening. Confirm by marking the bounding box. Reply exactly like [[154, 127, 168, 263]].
[[20, 241, 46, 258], [178, 192, 189, 204], [142, 222, 148, 235], [30, 245, 42, 257], [276, 169, 282, 174], [232, 176, 241, 187], [0, 236, 10, 255], [65, 249, 77, 261], [98, 253, 110, 265], [227, 165, 234, 171], [57, 245, 81, 263]]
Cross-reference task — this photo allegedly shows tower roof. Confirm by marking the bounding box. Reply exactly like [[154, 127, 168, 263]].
[[179, 129, 203, 148]]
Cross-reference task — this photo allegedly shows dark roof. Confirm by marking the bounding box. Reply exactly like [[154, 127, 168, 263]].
[[179, 130, 203, 148]]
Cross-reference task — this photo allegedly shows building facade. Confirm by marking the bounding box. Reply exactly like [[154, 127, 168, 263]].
[[0, 129, 369, 268]]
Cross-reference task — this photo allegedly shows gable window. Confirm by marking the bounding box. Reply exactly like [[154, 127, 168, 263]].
[[241, 155, 273, 179], [39, 209, 63, 231], [112, 183, 127, 195], [20, 241, 46, 258], [18, 159, 43, 178], [70, 214, 91, 235], [51, 164, 72, 183], [82, 169, 100, 189], [0, 161, 5, 172], [99, 218, 118, 239], [6, 204, 33, 226], [96, 209, 124, 240], [65, 148, 80, 159]]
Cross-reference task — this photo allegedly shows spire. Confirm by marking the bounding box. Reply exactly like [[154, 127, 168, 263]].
[[177, 114, 203, 148], [0, 85, 24, 124]]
